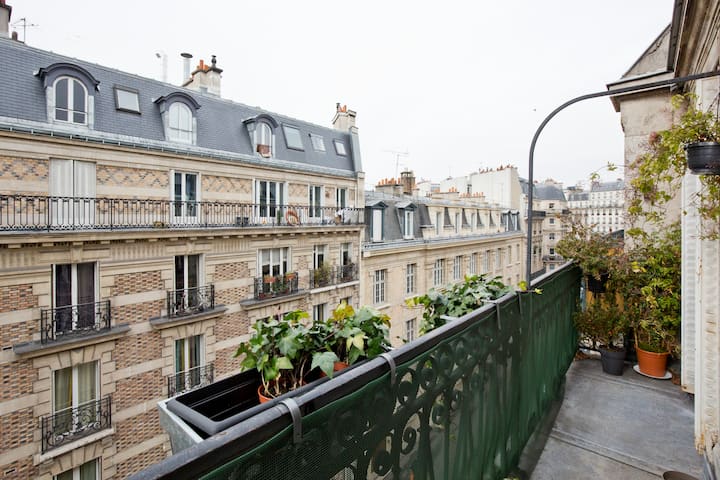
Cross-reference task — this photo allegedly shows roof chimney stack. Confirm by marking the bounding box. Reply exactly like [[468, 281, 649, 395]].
[[332, 103, 356, 131], [0, 1, 12, 38], [182, 54, 223, 97], [180, 52, 193, 82]]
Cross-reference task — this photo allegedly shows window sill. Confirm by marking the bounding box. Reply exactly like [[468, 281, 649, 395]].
[[34, 427, 114, 465], [150, 306, 228, 330], [13, 324, 130, 359]]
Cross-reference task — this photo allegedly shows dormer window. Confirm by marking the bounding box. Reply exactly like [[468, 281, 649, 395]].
[[244, 115, 278, 159], [54, 77, 87, 124], [169, 103, 193, 143], [257, 123, 273, 157], [403, 209, 414, 239]]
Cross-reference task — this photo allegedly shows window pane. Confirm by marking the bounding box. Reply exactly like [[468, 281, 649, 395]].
[[55, 264, 72, 307], [56, 79, 68, 110], [334, 140, 347, 155], [175, 256, 185, 290], [77, 362, 97, 404], [116, 88, 139, 111], [311, 134, 325, 152], [187, 255, 199, 288], [54, 366, 73, 412], [283, 125, 304, 150], [79, 459, 98, 480]]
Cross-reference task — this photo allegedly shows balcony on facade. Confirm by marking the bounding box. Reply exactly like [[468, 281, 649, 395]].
[[40, 300, 111, 344], [309, 263, 358, 289], [0, 196, 365, 233], [166, 285, 215, 318], [167, 363, 215, 397], [253, 272, 299, 300], [40, 395, 112, 454]]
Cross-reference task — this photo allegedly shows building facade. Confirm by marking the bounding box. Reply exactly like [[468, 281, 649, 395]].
[[565, 180, 625, 234], [360, 174, 524, 345], [0, 29, 364, 480]]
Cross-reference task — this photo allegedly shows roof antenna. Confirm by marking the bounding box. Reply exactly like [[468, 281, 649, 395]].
[[11, 17, 38, 43]]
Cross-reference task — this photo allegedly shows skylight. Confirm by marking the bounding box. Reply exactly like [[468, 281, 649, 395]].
[[114, 86, 140, 113], [334, 140, 347, 156], [310, 134, 325, 152], [283, 125, 304, 150]]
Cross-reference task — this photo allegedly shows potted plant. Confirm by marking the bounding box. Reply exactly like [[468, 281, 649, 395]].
[[313, 263, 332, 288], [556, 221, 621, 294], [574, 300, 628, 375]]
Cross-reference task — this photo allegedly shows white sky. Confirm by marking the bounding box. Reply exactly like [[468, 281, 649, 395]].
[[11, 0, 673, 189]]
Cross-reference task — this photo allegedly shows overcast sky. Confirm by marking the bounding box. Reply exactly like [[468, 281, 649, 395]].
[[11, 0, 673, 189]]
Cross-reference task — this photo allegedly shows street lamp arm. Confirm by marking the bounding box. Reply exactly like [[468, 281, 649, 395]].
[[525, 69, 720, 288]]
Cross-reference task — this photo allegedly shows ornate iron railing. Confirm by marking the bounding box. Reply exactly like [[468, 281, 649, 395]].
[[132, 264, 581, 480], [167, 285, 215, 318], [253, 272, 299, 300], [167, 363, 215, 397], [41, 395, 112, 453], [0, 195, 365, 232], [337, 263, 358, 283], [40, 300, 111, 344], [309, 264, 359, 289]]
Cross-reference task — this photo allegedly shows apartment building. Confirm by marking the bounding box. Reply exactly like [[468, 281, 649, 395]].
[[566, 180, 625, 234], [0, 28, 364, 480], [361, 172, 524, 345]]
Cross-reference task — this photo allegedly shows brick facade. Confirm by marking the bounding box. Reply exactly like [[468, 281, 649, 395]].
[[0, 458, 38, 480], [0, 360, 34, 400], [111, 271, 164, 297], [115, 410, 164, 452], [114, 369, 163, 411], [0, 284, 38, 313], [0, 407, 34, 452], [115, 332, 163, 370], [114, 444, 166, 480]]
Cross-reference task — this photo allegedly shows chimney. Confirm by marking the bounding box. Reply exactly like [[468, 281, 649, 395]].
[[332, 103, 357, 131], [182, 55, 223, 97], [0, 1, 12, 38], [400, 170, 415, 195], [180, 52, 193, 82]]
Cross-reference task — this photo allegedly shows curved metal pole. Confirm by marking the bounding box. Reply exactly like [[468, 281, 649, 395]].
[[525, 69, 720, 288]]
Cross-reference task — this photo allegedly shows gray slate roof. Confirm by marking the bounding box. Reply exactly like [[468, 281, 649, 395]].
[[534, 184, 566, 202], [0, 37, 358, 175], [591, 180, 624, 192]]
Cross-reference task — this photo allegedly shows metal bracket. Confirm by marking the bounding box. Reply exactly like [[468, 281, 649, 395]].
[[278, 398, 302, 444], [379, 352, 397, 387], [487, 300, 502, 330]]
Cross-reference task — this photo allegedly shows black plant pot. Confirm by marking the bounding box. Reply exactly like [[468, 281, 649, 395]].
[[586, 273, 609, 294], [599, 347, 627, 376], [686, 141, 720, 175]]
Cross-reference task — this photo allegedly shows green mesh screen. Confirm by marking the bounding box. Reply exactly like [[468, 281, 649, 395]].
[[200, 266, 580, 480]]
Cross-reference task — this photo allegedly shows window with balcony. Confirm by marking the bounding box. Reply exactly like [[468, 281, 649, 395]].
[[373, 270, 386, 305], [453, 256, 462, 280], [48, 262, 102, 342], [169, 334, 211, 396], [169, 254, 212, 317], [55, 458, 99, 480], [433, 259, 445, 286], [312, 244, 332, 288], [406, 263, 416, 295], [255, 180, 285, 221], [49, 159, 96, 227], [255, 247, 297, 300], [339, 243, 356, 283], [172, 171, 199, 223], [309, 185, 323, 219], [260, 248, 289, 278]]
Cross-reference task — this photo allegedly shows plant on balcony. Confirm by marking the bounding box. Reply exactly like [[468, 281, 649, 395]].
[[574, 299, 628, 375], [629, 93, 720, 238], [313, 263, 332, 287], [324, 302, 391, 367], [407, 274, 512, 335], [555, 221, 621, 293]]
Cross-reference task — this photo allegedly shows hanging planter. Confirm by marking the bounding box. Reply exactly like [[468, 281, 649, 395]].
[[686, 141, 720, 175], [586, 273, 609, 294]]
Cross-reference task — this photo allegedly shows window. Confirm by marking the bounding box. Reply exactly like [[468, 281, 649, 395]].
[[54, 77, 87, 124], [310, 134, 326, 152], [174, 335, 204, 393], [433, 259, 445, 286], [53, 262, 97, 335], [483, 251, 491, 272], [256, 123, 273, 157], [406, 264, 416, 295], [49, 159, 96, 226], [405, 318, 417, 343], [336, 188, 348, 209], [371, 208, 383, 242], [309, 185, 323, 218], [507, 246, 512, 263], [469, 253, 477, 274], [403, 209, 414, 239], [53, 361, 99, 438], [255, 180, 285, 219], [549, 248, 555, 255], [453, 256, 462, 280], [282, 125, 304, 150], [549, 218, 555, 225], [334, 140, 347, 156], [496, 248, 503, 269], [114, 86, 140, 113], [341, 296, 352, 308], [172, 171, 198, 221], [313, 244, 327, 269], [436, 212, 442, 235], [313, 303, 327, 322], [168, 102, 193, 143], [373, 270, 386, 304], [549, 233, 555, 240], [174, 254, 201, 293], [260, 247, 290, 277], [455, 213, 461, 234], [55, 459, 99, 480]]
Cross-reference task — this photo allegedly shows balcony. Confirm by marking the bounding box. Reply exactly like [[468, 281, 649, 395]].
[[167, 363, 215, 397], [0, 195, 365, 232], [40, 300, 111, 344], [309, 264, 358, 289], [134, 265, 582, 479], [253, 272, 299, 300], [166, 285, 215, 318], [40, 395, 112, 453]]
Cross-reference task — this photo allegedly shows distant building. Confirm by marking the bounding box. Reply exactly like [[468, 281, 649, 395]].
[[533, 181, 570, 271], [565, 180, 625, 234]]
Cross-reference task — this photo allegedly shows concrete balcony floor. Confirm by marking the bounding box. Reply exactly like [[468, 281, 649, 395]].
[[530, 357, 702, 479]]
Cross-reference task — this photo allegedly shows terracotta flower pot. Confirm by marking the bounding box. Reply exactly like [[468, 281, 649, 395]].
[[319, 361, 349, 378], [257, 385, 272, 404], [636, 345, 669, 377]]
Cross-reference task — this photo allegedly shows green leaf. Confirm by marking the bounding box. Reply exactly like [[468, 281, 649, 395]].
[[311, 351, 339, 378]]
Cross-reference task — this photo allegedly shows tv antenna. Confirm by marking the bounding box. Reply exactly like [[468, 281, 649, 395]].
[[12, 18, 38, 43], [383, 149, 409, 180]]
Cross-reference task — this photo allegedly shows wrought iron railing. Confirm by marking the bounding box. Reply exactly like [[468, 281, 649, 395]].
[[253, 272, 299, 300], [310, 264, 359, 288], [337, 263, 358, 283], [41, 395, 112, 453], [40, 300, 111, 344], [132, 264, 581, 480], [167, 285, 215, 318], [167, 363, 215, 397], [0, 195, 365, 231]]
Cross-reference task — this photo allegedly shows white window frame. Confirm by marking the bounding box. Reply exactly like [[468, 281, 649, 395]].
[[405, 318, 417, 343], [371, 208, 383, 242], [53, 76, 88, 125], [49, 159, 96, 227], [455, 213, 461, 234], [52, 361, 99, 434], [54, 458, 100, 480], [406, 263, 416, 295], [168, 102, 193, 144], [254, 179, 286, 221], [373, 269, 386, 305], [403, 209, 414, 239], [334, 140, 347, 156], [453, 256, 462, 280], [469, 253, 477, 275], [484, 250, 491, 272], [282, 124, 304, 151], [309, 185, 323, 219], [313, 303, 327, 322], [256, 122, 274, 157], [496, 248, 503, 269], [436, 212, 442, 236], [433, 259, 445, 286], [171, 170, 200, 223], [310, 134, 326, 152], [336, 188, 348, 209], [313, 244, 327, 269], [340, 243, 352, 266], [52, 262, 98, 335], [259, 247, 290, 278]]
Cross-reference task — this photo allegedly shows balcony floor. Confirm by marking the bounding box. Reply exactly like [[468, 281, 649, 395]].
[[530, 357, 702, 479]]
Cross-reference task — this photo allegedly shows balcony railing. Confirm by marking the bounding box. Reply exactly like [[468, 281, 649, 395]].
[[166, 285, 215, 318], [167, 363, 214, 397], [0, 195, 365, 232], [41, 395, 112, 453], [40, 300, 111, 344], [134, 264, 581, 480], [253, 272, 299, 300], [309, 264, 359, 289], [337, 263, 358, 283]]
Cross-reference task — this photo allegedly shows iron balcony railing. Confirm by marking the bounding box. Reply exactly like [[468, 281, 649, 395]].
[[167, 363, 215, 397], [40, 300, 111, 344], [167, 285, 215, 318], [309, 264, 358, 289], [253, 272, 299, 300], [41, 395, 112, 453], [132, 264, 581, 480], [0, 195, 365, 232]]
